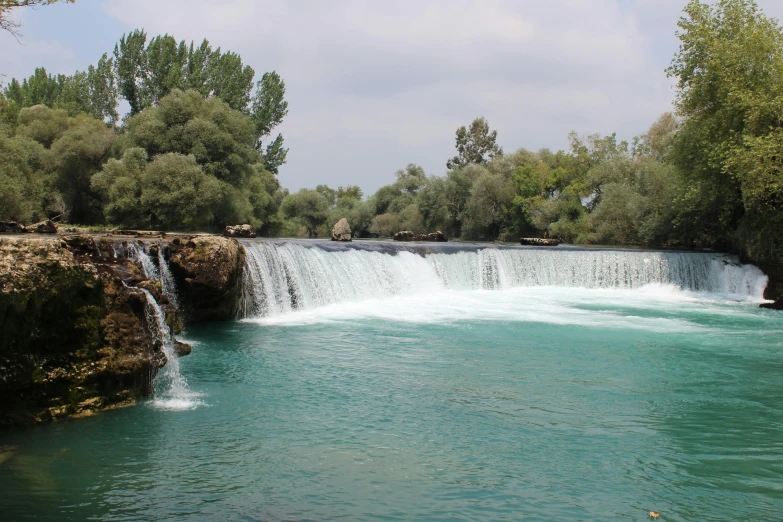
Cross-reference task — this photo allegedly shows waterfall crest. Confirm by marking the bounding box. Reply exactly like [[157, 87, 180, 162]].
[[239, 240, 768, 318]]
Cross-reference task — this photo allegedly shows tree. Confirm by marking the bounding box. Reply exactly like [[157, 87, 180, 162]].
[[123, 89, 258, 186], [667, 0, 783, 259], [113, 29, 149, 116], [281, 189, 329, 237], [0, 0, 74, 38], [462, 172, 513, 239], [446, 117, 502, 169], [370, 214, 400, 238], [250, 72, 289, 172], [0, 129, 53, 222], [140, 153, 223, 230]]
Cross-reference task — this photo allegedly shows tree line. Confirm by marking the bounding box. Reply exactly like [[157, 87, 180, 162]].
[[1, 0, 781, 282]]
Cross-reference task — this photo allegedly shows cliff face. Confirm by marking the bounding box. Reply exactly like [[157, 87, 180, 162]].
[[0, 233, 247, 426], [0, 236, 184, 426], [167, 235, 245, 321]]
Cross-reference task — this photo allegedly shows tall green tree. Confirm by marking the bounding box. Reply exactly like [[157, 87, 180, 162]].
[[446, 117, 503, 169], [667, 0, 783, 260]]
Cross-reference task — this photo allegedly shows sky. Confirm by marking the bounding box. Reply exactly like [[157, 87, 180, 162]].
[[3, 0, 783, 195]]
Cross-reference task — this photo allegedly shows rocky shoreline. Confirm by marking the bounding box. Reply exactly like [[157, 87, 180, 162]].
[[0, 233, 242, 427]]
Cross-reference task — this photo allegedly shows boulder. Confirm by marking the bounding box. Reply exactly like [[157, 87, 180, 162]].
[[224, 224, 256, 238], [760, 299, 783, 310], [173, 340, 192, 357], [331, 218, 352, 241], [419, 231, 447, 242], [520, 237, 561, 246], [28, 220, 58, 234], [393, 231, 417, 241], [0, 222, 27, 234], [393, 230, 448, 242], [168, 235, 245, 321]]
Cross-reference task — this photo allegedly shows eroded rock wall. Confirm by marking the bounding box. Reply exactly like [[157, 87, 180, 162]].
[[0, 236, 185, 426]]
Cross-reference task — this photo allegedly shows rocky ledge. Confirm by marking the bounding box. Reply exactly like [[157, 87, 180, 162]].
[[520, 238, 561, 246], [0, 236, 182, 426], [393, 231, 447, 242]]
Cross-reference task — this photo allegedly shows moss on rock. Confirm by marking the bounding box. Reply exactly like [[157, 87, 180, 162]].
[[0, 237, 173, 426]]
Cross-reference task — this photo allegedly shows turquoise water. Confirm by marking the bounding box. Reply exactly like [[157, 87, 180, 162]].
[[1, 285, 783, 521]]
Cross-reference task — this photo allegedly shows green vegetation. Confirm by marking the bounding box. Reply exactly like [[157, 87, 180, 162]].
[[1, 29, 288, 232], [0, 0, 781, 289]]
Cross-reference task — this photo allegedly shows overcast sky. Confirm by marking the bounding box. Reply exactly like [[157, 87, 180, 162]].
[[3, 0, 783, 194]]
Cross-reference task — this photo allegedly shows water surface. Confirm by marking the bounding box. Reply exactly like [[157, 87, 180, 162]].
[[1, 282, 782, 521]]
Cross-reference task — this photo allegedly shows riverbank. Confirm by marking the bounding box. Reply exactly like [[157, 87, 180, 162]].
[[0, 233, 242, 426]]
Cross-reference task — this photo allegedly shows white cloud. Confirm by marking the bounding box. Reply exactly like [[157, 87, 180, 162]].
[[8, 0, 783, 192]]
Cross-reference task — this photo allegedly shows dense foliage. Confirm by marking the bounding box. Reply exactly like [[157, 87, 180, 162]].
[[0, 30, 287, 231]]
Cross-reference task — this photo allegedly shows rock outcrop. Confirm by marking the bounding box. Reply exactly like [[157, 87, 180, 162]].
[[168, 235, 245, 321], [0, 222, 27, 234], [0, 236, 184, 426], [520, 237, 561, 246], [331, 218, 352, 241], [28, 220, 58, 234], [224, 224, 256, 238], [760, 299, 783, 310], [393, 231, 448, 242]]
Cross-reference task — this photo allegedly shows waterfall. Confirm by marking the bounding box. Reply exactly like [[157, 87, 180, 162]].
[[125, 242, 195, 408], [128, 242, 180, 308], [137, 287, 194, 408], [239, 240, 769, 318], [129, 242, 159, 280], [157, 248, 180, 309]]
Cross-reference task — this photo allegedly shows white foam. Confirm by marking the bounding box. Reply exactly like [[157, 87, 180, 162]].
[[238, 242, 769, 322], [243, 286, 720, 333]]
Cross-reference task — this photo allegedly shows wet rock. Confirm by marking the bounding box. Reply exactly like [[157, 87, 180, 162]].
[[520, 237, 561, 246], [331, 218, 352, 241], [168, 235, 245, 321], [760, 299, 783, 310], [174, 341, 192, 357], [393, 230, 448, 242], [0, 237, 172, 427], [28, 220, 58, 234], [0, 222, 27, 234], [224, 224, 256, 238], [419, 231, 447, 242], [61, 234, 102, 256]]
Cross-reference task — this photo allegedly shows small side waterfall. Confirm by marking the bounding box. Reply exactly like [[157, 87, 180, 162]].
[[158, 248, 180, 309], [124, 241, 194, 408], [239, 241, 769, 319], [138, 287, 193, 408], [128, 242, 180, 307]]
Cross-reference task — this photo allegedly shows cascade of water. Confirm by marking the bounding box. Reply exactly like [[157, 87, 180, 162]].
[[239, 241, 769, 318], [128, 242, 180, 308], [137, 287, 191, 403], [128, 242, 160, 280], [157, 247, 180, 309]]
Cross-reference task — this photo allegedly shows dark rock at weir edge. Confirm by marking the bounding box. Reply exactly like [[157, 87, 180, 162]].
[[520, 237, 561, 246], [393, 231, 447, 242]]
